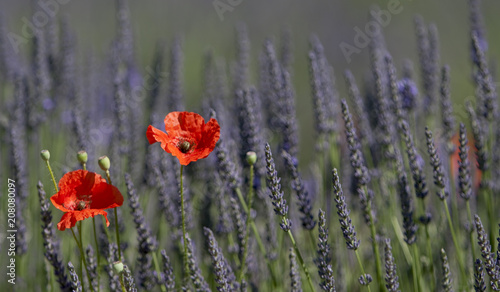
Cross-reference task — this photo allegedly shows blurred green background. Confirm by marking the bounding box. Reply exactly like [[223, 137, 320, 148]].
[[2, 0, 500, 162]]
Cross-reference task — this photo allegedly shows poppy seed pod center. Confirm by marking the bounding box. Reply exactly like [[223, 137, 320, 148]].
[[178, 140, 192, 153], [76, 200, 87, 211]]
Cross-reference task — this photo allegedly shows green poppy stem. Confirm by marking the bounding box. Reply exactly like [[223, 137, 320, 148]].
[[238, 164, 254, 282], [92, 217, 101, 291], [113, 208, 122, 261], [179, 165, 189, 285], [44, 160, 59, 193], [104, 170, 122, 261]]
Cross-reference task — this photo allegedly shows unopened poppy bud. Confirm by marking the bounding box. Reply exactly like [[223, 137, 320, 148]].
[[77, 151, 88, 164], [246, 151, 257, 165], [113, 261, 124, 274], [40, 150, 50, 161], [98, 156, 111, 171]]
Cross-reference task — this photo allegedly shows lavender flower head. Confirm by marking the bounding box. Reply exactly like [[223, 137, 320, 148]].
[[397, 78, 419, 112], [332, 168, 360, 250], [458, 123, 473, 201], [316, 209, 336, 291], [265, 143, 291, 232]]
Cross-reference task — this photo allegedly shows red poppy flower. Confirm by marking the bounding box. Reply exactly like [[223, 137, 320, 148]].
[[50, 170, 124, 231], [147, 111, 221, 165], [450, 134, 482, 189]]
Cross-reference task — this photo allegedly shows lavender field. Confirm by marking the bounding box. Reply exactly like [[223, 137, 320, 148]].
[[1, 0, 500, 291]]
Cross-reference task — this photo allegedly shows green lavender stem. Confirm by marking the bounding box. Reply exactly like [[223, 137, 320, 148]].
[[71, 227, 95, 292], [390, 217, 412, 265], [363, 186, 384, 292], [487, 123, 495, 251], [448, 156, 460, 231], [152, 252, 167, 292], [466, 201, 477, 261], [423, 224, 435, 291], [227, 233, 241, 267], [418, 199, 435, 291], [354, 250, 372, 292], [481, 172, 495, 251], [235, 187, 278, 287], [284, 217, 316, 292], [411, 243, 422, 292], [442, 197, 468, 290]]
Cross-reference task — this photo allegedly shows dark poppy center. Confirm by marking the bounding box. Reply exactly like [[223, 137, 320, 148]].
[[76, 200, 88, 211], [178, 141, 191, 153]]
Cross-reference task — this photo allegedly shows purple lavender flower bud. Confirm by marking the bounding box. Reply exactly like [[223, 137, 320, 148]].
[[397, 78, 418, 112]]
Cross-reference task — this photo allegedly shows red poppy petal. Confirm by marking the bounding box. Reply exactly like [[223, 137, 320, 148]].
[[56, 209, 108, 231], [50, 195, 71, 213], [147, 125, 172, 153], [164, 112, 204, 141], [199, 118, 221, 150], [75, 171, 97, 197], [90, 183, 124, 209], [57, 169, 85, 191], [163, 111, 182, 137]]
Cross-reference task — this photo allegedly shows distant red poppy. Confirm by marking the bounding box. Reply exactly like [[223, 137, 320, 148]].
[[450, 134, 482, 189], [147, 111, 221, 165], [50, 170, 124, 231]]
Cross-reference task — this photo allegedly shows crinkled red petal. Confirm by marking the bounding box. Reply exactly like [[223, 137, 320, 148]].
[[57, 209, 109, 231], [147, 125, 172, 154]]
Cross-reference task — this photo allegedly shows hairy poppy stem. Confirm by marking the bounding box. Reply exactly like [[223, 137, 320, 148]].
[[44, 160, 59, 193], [238, 164, 254, 282], [92, 217, 101, 291], [113, 208, 122, 261], [105, 170, 122, 261], [179, 165, 189, 285], [78, 222, 84, 284]]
